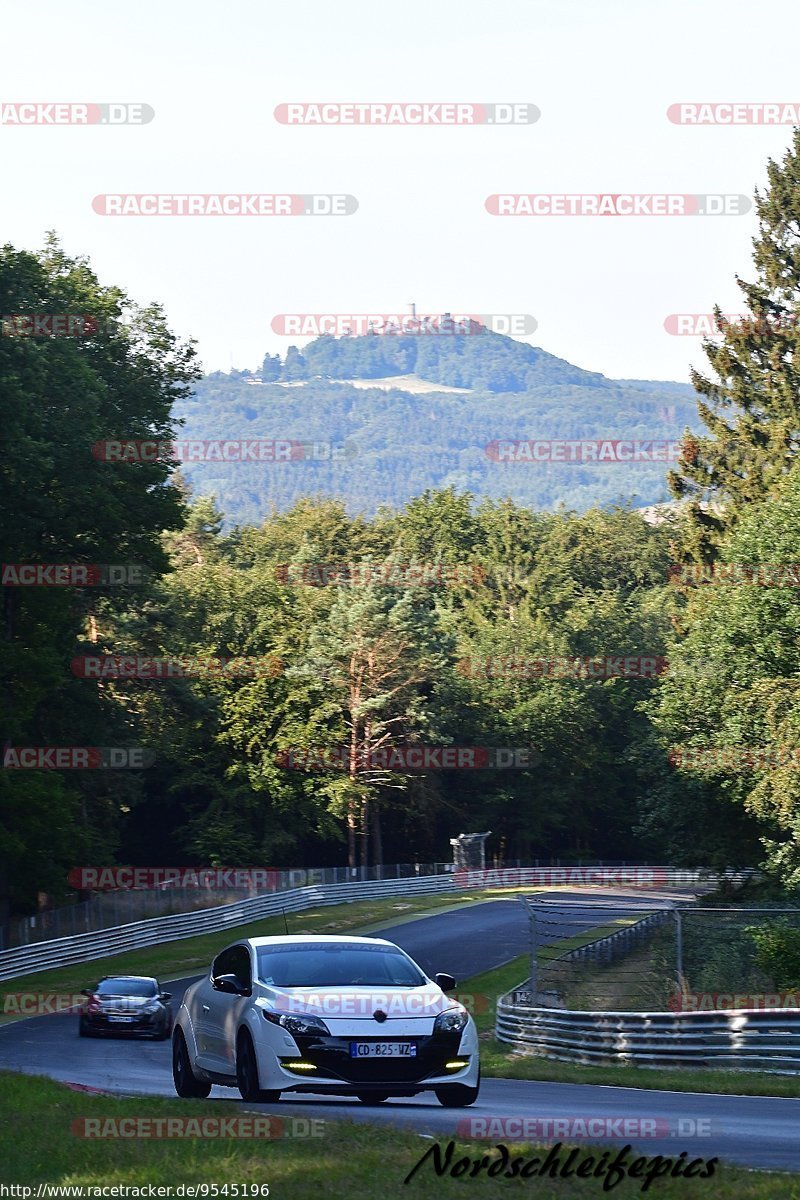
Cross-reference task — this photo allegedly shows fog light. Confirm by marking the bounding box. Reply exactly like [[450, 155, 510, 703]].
[[283, 1061, 317, 1072], [445, 1060, 469, 1070]]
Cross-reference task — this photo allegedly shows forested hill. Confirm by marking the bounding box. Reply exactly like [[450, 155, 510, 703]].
[[261, 325, 607, 390], [177, 328, 697, 524]]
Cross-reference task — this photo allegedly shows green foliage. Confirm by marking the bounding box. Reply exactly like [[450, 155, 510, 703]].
[[669, 129, 800, 559], [641, 465, 800, 883], [749, 919, 800, 990], [0, 236, 199, 914]]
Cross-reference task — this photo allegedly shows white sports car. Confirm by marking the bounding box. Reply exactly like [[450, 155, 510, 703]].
[[172, 934, 480, 1106]]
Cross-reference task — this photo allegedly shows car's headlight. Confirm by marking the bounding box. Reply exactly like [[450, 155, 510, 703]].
[[142, 1000, 161, 1013], [262, 1010, 331, 1037], [434, 1008, 468, 1034]]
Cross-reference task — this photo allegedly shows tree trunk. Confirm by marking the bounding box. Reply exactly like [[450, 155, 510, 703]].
[[347, 804, 357, 869], [359, 797, 370, 872], [372, 802, 383, 870]]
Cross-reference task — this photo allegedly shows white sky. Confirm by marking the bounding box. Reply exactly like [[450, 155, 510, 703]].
[[2, 0, 799, 382]]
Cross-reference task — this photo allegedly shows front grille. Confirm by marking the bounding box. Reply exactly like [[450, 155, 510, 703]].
[[288, 1031, 463, 1084]]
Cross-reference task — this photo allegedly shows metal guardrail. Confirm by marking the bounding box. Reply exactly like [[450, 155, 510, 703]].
[[0, 862, 457, 949], [495, 999, 800, 1072], [5, 860, 698, 950], [0, 865, 746, 984], [496, 911, 800, 1073], [0, 874, 453, 982]]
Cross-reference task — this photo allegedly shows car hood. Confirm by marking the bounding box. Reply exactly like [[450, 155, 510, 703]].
[[256, 982, 457, 1021], [93, 996, 155, 1012]]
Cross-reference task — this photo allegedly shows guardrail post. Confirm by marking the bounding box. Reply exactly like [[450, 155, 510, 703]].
[[519, 895, 537, 1001], [674, 905, 684, 989]]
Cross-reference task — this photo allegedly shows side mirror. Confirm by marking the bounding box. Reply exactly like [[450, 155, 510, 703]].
[[160, 992, 172, 1002], [81, 988, 94, 998], [212, 974, 249, 996], [435, 972, 457, 993]]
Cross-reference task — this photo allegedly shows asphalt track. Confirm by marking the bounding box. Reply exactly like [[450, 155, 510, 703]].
[[1, 891, 798, 1172]]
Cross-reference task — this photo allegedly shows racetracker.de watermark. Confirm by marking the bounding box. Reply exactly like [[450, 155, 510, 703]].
[[485, 193, 751, 216], [276, 746, 539, 771], [71, 654, 283, 679], [274, 102, 539, 124], [667, 102, 800, 125], [67, 867, 282, 890], [668, 746, 800, 770], [275, 562, 484, 587], [71, 1116, 323, 1139], [1, 563, 147, 586], [2, 992, 86, 1017], [457, 655, 668, 679], [453, 867, 695, 887], [457, 1116, 714, 1140], [668, 992, 800, 1012], [269, 989, 495, 1016], [91, 439, 357, 462], [270, 313, 537, 336], [2, 314, 104, 337], [92, 194, 357, 216], [486, 440, 681, 463], [3, 747, 154, 769], [663, 313, 800, 336], [1, 102, 154, 125], [669, 563, 800, 586]]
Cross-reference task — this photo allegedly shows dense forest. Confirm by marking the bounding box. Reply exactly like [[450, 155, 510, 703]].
[[177, 342, 697, 524], [4, 130, 800, 921]]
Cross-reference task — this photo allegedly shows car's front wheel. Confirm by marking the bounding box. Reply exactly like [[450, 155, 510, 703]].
[[172, 1027, 212, 1098], [435, 1069, 480, 1108], [236, 1030, 281, 1103], [154, 1013, 172, 1041], [78, 1017, 95, 1038]]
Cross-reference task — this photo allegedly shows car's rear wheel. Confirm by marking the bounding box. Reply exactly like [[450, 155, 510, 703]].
[[356, 1093, 389, 1104], [172, 1027, 212, 1098], [435, 1070, 480, 1108], [236, 1030, 281, 1103]]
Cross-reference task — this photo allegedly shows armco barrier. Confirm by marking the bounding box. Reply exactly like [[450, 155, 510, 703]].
[[0, 875, 454, 982], [0, 866, 728, 983], [495, 998, 800, 1072], [548, 908, 673, 975]]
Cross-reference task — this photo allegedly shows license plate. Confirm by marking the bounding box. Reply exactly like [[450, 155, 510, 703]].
[[109, 1015, 134, 1023], [349, 1042, 416, 1058]]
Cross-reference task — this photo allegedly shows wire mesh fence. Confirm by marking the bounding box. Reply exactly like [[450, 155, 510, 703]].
[[0, 862, 452, 949], [518, 896, 800, 1012], [0, 858, 666, 950]]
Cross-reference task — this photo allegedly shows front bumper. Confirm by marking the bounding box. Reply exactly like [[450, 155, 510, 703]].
[[271, 1029, 475, 1092], [82, 1011, 165, 1034]]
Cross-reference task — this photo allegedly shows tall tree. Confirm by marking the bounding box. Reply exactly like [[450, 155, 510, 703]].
[[669, 130, 800, 560], [0, 236, 198, 915]]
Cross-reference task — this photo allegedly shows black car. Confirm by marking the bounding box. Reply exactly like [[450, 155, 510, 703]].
[[79, 975, 173, 1039]]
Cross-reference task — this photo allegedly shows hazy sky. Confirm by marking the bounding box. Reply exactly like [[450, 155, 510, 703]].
[[3, 0, 800, 381]]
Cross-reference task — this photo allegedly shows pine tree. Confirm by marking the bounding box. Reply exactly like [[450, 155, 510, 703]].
[[669, 129, 800, 561]]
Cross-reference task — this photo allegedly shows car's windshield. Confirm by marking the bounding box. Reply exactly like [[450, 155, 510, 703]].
[[96, 978, 157, 997], [257, 943, 426, 987]]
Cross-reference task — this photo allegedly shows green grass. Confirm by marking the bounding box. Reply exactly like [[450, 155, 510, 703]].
[[458, 955, 800, 1098], [2, 1071, 797, 1196]]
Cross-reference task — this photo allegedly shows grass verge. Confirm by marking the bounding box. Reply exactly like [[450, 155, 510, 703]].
[[1, 1071, 795, 1196]]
